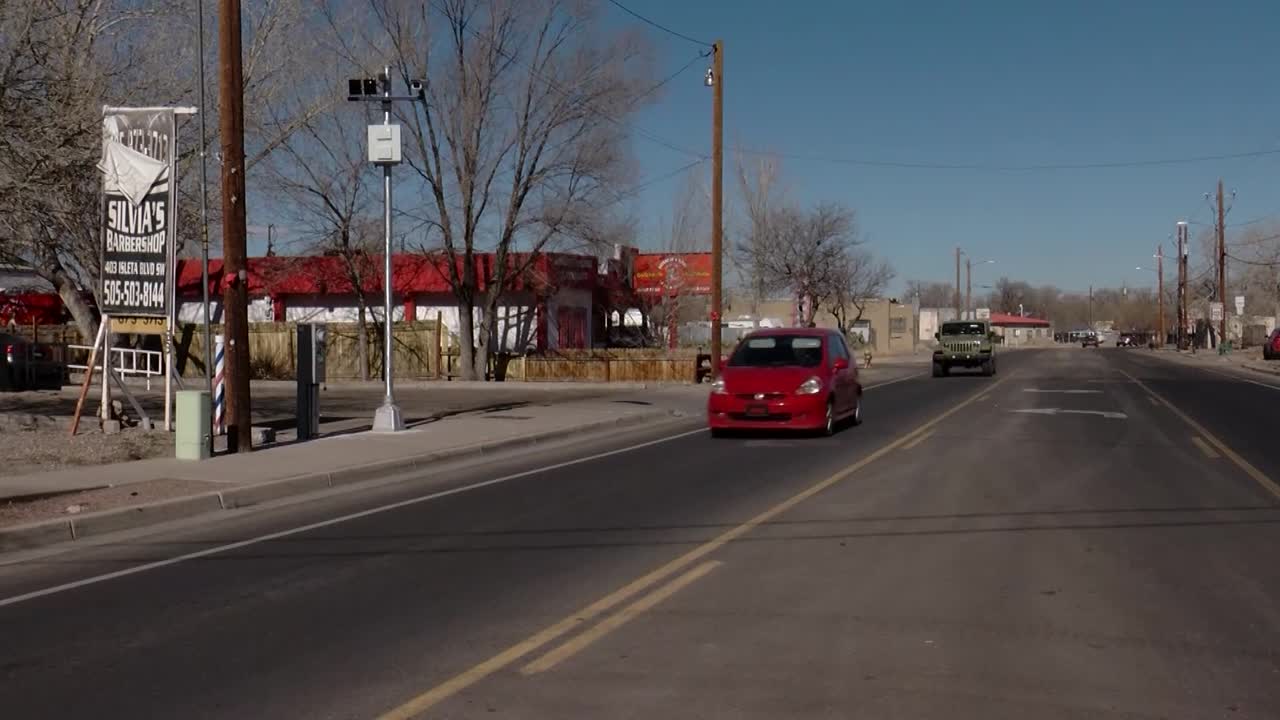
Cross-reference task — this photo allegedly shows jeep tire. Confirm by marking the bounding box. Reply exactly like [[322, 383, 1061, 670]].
[[932, 361, 947, 378]]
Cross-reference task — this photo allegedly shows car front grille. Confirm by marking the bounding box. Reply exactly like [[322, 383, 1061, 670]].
[[944, 340, 981, 353], [735, 392, 787, 401], [728, 412, 792, 422]]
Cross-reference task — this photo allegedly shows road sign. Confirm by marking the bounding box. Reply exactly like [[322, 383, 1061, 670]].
[[1210, 302, 1224, 323], [1234, 295, 1245, 316], [975, 307, 991, 320]]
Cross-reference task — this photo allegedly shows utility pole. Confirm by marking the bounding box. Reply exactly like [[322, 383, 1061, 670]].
[[709, 40, 724, 377], [1177, 221, 1188, 349], [218, 0, 252, 452], [1216, 179, 1227, 345], [954, 247, 962, 319], [1088, 285, 1093, 330], [965, 257, 971, 322], [1156, 244, 1165, 347]]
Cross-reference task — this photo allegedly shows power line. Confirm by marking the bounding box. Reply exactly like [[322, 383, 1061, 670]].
[[733, 146, 1280, 172], [604, 0, 713, 47], [421, 0, 705, 160], [1226, 251, 1280, 267], [630, 50, 711, 107]]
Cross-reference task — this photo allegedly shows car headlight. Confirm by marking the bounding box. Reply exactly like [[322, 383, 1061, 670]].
[[710, 378, 726, 394], [796, 376, 823, 395]]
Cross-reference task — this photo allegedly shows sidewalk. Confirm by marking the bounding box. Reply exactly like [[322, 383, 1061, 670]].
[[0, 392, 697, 552]]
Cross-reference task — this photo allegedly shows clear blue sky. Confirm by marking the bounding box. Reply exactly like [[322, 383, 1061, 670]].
[[612, 0, 1280, 296]]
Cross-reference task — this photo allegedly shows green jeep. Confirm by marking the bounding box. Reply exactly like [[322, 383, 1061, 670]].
[[933, 320, 996, 377]]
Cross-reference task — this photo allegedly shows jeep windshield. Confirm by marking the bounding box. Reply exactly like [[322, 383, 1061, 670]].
[[728, 335, 824, 368], [941, 323, 986, 335]]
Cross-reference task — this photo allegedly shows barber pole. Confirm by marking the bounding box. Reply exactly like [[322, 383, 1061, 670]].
[[213, 334, 225, 435]]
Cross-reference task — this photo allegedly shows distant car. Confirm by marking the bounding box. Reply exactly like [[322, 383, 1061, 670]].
[[1264, 329, 1280, 361], [708, 328, 862, 437], [1082, 334, 1099, 348], [0, 333, 66, 391], [1117, 334, 1137, 348]]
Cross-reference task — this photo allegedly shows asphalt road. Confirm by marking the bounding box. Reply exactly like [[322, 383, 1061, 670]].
[[1, 348, 1278, 719]]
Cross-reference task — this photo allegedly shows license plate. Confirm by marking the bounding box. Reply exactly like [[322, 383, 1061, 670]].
[[746, 404, 768, 417]]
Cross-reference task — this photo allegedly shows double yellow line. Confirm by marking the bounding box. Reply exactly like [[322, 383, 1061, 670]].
[[378, 374, 1011, 719]]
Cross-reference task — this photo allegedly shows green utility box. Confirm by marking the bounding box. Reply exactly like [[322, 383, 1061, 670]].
[[175, 390, 212, 460]]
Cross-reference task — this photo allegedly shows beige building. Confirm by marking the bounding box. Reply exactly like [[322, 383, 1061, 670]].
[[732, 296, 918, 355]]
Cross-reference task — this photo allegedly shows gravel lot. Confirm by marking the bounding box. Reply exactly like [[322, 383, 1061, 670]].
[[0, 424, 175, 479]]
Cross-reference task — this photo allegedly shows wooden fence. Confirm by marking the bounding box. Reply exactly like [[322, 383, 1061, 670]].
[[514, 349, 703, 383], [175, 321, 443, 380]]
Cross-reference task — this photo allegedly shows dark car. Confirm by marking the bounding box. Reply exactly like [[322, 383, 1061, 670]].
[[1081, 333, 1100, 348], [0, 334, 66, 391], [708, 328, 862, 437], [1117, 334, 1136, 348], [1265, 329, 1280, 361]]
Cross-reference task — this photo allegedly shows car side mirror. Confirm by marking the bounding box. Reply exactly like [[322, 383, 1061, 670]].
[[833, 357, 849, 370]]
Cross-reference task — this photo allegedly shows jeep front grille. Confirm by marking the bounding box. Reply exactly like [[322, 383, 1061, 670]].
[[944, 340, 981, 352]]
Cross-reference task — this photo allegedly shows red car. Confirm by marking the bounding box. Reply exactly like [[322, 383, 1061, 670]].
[[708, 328, 862, 437], [1265, 329, 1280, 361]]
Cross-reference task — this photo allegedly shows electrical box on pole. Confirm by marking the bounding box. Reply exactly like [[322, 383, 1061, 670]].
[[367, 124, 402, 164]]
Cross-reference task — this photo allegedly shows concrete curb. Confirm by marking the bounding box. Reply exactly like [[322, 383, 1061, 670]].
[[0, 408, 677, 554]]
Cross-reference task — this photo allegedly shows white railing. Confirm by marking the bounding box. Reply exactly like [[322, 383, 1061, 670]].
[[67, 345, 164, 390]]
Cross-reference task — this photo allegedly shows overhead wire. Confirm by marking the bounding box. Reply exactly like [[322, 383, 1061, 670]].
[[422, 0, 705, 160], [732, 146, 1280, 172], [604, 0, 714, 47]]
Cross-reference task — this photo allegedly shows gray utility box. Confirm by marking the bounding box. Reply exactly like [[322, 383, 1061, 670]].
[[296, 323, 327, 441]]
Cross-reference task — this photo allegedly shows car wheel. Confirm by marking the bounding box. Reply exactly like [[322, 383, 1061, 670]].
[[821, 398, 835, 437], [710, 427, 728, 439], [851, 397, 862, 427], [932, 361, 943, 378], [982, 359, 994, 377]]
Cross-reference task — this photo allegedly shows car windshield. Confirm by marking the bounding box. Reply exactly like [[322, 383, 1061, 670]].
[[728, 335, 824, 368], [941, 323, 985, 336]]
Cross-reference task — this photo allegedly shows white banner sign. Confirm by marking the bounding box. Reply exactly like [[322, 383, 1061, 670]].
[[100, 108, 176, 319]]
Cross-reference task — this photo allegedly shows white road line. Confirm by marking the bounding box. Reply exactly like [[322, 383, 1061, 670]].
[[0, 428, 708, 609], [0, 371, 928, 609], [1012, 408, 1128, 420]]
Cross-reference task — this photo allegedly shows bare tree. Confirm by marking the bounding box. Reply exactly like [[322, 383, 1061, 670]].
[[0, 0, 339, 342], [829, 248, 895, 334], [905, 280, 954, 309], [337, 0, 655, 379], [733, 150, 784, 315], [268, 102, 379, 379], [737, 202, 866, 326]]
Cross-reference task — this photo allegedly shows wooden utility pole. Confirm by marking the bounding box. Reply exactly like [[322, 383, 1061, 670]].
[[954, 247, 962, 319], [965, 257, 972, 321], [1156, 244, 1165, 347], [1216, 179, 1227, 345], [1177, 222, 1188, 349], [709, 40, 723, 376], [219, 0, 252, 452]]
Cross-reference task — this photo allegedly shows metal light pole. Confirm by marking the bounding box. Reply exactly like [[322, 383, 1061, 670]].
[[196, 0, 213, 450], [966, 257, 995, 319], [373, 66, 404, 432]]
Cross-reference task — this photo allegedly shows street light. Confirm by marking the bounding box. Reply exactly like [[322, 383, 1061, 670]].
[[965, 256, 996, 320]]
